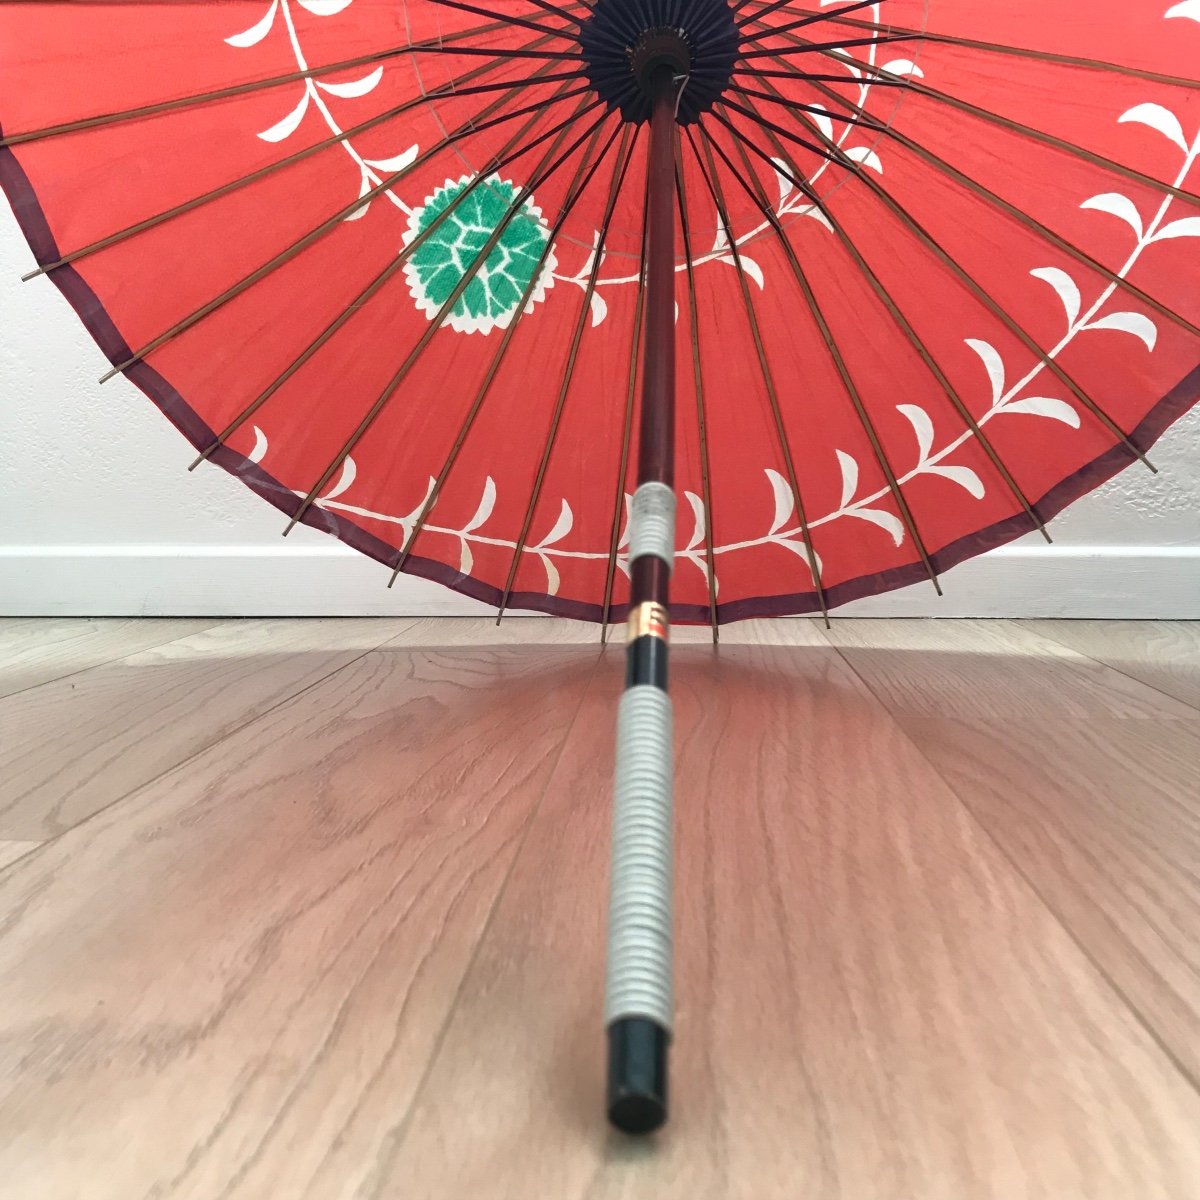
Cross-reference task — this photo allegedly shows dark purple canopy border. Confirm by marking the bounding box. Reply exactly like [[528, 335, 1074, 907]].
[[3, 128, 1198, 625]]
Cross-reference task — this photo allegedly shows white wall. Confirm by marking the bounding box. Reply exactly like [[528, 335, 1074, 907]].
[[3, 214, 1198, 618]]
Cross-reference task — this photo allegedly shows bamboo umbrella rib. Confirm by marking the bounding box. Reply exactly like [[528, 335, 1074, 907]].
[[735, 0, 862, 30], [729, 84, 880, 131], [391, 122, 623, 587], [495, 124, 639, 621], [707, 118, 944, 595], [735, 77, 1200, 345], [732, 31, 1200, 210], [699, 102, 841, 169], [523, 0, 586, 27], [430, 0, 576, 42], [737, 0, 880, 36], [189, 72, 584, 468], [674, 129, 721, 642], [285, 99, 612, 535], [0, 21, 510, 148], [738, 33, 920, 61], [732, 0, 781, 18], [721, 91, 1158, 471], [709, 107, 1053, 543], [25, 69, 585, 282], [686, 125, 831, 625], [824, 11, 1200, 90], [98, 76, 597, 385], [412, 44, 582, 61], [738, 73, 910, 88], [599, 167, 651, 641]]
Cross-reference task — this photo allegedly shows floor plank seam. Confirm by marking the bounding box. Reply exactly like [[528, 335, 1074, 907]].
[[354, 650, 609, 1199], [3, 638, 401, 858], [924, 766, 1200, 1099], [1024, 626, 1200, 718], [0, 620, 225, 702], [825, 642, 1200, 1103]]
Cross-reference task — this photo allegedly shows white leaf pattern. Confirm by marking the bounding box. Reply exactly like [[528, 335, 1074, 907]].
[[965, 339, 1006, 406], [1119, 103, 1188, 152], [835, 450, 859, 510], [925, 464, 985, 499], [808, 107, 834, 143], [1082, 311, 1158, 350], [1081, 193, 1145, 239], [535, 500, 573, 549], [461, 477, 496, 533], [766, 469, 794, 534], [897, 404, 935, 461], [685, 491, 706, 551], [778, 541, 823, 577], [1030, 267, 1081, 328], [881, 58, 924, 78], [248, 426, 269, 465], [226, 1, 278, 47], [844, 146, 884, 174], [540, 553, 560, 595], [589, 290, 609, 328], [364, 146, 419, 173], [258, 92, 310, 142], [740, 255, 765, 290], [323, 456, 357, 500], [316, 67, 383, 98], [1152, 216, 1200, 242], [846, 507, 906, 546], [1001, 397, 1081, 427], [719, 254, 764, 289]]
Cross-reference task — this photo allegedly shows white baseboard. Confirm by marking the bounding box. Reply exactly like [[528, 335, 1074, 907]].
[[1, 543, 1198, 619]]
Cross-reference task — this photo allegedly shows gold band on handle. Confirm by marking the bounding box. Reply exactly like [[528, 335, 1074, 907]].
[[626, 601, 670, 644]]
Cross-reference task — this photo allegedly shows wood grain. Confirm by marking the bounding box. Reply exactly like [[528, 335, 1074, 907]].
[[0, 618, 418, 840], [373, 646, 1200, 1200], [0, 840, 40, 872], [899, 714, 1200, 1087], [0, 646, 599, 1200], [819, 618, 1197, 719], [0, 616, 216, 699], [378, 617, 826, 648], [384, 617, 606, 645], [673, 616, 828, 646], [1028, 620, 1200, 713], [1, 622, 1197, 1199]]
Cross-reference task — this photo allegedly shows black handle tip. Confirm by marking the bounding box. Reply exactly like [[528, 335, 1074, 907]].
[[606, 1017, 669, 1135]]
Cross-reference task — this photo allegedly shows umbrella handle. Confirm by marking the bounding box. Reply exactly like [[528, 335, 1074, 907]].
[[605, 483, 675, 1135], [605, 61, 681, 1136]]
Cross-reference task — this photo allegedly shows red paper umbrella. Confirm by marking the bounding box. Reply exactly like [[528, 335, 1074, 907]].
[[3, 0, 1199, 1132]]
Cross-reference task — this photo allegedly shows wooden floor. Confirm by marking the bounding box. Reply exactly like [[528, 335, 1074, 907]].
[[0, 617, 1198, 1199]]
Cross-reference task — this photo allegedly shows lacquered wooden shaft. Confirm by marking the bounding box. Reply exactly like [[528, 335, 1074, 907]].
[[608, 60, 679, 1138], [634, 65, 679, 494]]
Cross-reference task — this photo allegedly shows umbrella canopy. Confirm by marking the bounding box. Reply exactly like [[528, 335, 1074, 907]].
[[4, 1, 1198, 629], [5, 0, 1200, 1135]]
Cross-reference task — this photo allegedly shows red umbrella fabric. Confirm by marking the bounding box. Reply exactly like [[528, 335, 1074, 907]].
[[4, 1, 1198, 628]]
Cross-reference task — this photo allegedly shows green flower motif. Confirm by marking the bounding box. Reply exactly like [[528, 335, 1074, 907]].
[[403, 175, 557, 335]]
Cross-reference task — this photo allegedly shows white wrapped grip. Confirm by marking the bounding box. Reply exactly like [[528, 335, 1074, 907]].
[[605, 685, 674, 1031], [628, 482, 676, 570]]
